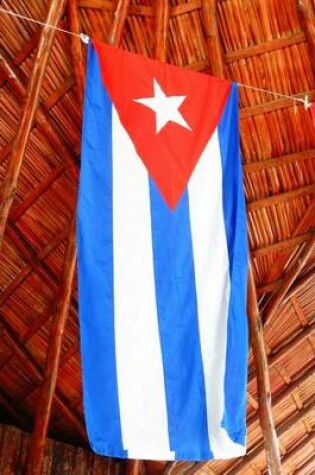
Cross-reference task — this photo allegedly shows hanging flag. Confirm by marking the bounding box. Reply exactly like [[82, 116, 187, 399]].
[[77, 40, 248, 462], [311, 103, 315, 127]]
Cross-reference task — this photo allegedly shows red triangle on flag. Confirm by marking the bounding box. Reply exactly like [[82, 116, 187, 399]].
[[94, 41, 231, 210]]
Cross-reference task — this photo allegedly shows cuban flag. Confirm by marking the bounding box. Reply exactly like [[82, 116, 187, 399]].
[[77, 40, 248, 461]]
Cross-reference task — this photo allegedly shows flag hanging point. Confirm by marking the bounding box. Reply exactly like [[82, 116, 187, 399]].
[[304, 95, 310, 110], [80, 33, 90, 44]]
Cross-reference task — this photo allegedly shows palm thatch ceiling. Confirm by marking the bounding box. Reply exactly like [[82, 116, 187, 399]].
[[0, 0, 315, 474]]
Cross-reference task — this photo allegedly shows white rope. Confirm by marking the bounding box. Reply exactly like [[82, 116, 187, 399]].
[[0, 6, 85, 39], [0, 6, 312, 109], [237, 82, 309, 108]]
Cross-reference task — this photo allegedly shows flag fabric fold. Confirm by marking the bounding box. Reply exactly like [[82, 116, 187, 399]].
[[77, 41, 248, 461]]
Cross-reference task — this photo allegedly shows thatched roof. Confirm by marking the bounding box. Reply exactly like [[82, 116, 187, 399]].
[[0, 0, 314, 473]]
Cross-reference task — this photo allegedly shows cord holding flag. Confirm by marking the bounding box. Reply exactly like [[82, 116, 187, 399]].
[[77, 40, 249, 461]]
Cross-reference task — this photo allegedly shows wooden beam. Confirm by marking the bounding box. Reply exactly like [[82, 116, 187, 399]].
[[79, 0, 152, 17], [252, 233, 312, 259], [263, 234, 315, 325], [67, 0, 85, 108], [243, 148, 315, 172], [259, 200, 315, 287], [154, 0, 170, 62], [283, 269, 315, 303], [9, 165, 65, 222], [0, 0, 68, 249], [25, 216, 79, 475], [108, 0, 132, 46], [201, 0, 225, 77], [0, 51, 79, 178], [247, 262, 282, 474], [298, 0, 315, 75], [225, 32, 306, 63], [240, 90, 315, 119], [246, 184, 315, 212], [248, 319, 315, 384]]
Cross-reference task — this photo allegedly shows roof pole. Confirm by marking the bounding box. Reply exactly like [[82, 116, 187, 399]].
[[264, 235, 315, 326], [297, 0, 315, 75], [201, 0, 225, 78], [0, 0, 67, 250], [25, 216, 77, 475], [108, 0, 132, 47], [67, 0, 85, 108], [247, 262, 282, 474]]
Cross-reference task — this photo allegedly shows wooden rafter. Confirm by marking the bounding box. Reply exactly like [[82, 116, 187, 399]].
[[264, 234, 315, 325], [247, 184, 315, 212], [25, 216, 78, 475], [154, 0, 170, 62], [298, 0, 315, 75], [67, 0, 85, 108], [243, 148, 315, 172], [0, 0, 68, 249], [252, 232, 313, 259], [258, 267, 315, 299], [248, 319, 315, 384], [247, 263, 282, 474], [0, 51, 78, 180], [108, 0, 132, 46], [201, 0, 224, 77], [259, 199, 315, 287]]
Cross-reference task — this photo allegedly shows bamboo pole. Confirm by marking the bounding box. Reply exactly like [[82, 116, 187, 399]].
[[0, 0, 68, 249], [201, 0, 225, 78], [154, 0, 170, 62], [263, 235, 315, 326], [67, 0, 85, 108], [25, 217, 78, 475], [247, 262, 282, 474], [298, 0, 315, 74], [108, 0, 132, 46]]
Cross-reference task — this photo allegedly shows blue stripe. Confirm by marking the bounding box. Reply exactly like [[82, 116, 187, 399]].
[[77, 43, 126, 457], [218, 84, 248, 445], [149, 181, 213, 460]]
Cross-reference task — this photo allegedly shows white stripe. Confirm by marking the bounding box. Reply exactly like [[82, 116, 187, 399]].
[[112, 107, 174, 461], [188, 130, 246, 459]]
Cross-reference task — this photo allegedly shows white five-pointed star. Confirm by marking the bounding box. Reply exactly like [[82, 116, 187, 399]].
[[133, 79, 192, 133]]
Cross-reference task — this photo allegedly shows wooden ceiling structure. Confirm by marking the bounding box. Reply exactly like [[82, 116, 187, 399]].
[[0, 0, 314, 474]]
